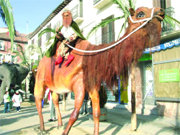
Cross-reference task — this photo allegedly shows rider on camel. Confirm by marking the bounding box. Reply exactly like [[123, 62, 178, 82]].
[[45, 9, 86, 66]]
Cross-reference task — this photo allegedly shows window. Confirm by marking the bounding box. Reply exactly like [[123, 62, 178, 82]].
[[101, 16, 115, 44], [71, 0, 83, 24], [5, 53, 12, 63], [153, 0, 169, 8], [38, 37, 42, 47], [159, 0, 166, 9], [153, 0, 174, 34], [32, 39, 35, 45], [0, 41, 5, 51]]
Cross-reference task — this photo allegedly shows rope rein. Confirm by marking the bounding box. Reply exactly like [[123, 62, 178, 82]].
[[65, 8, 155, 53]]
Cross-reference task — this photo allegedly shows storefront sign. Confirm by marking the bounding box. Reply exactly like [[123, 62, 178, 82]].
[[159, 69, 180, 82], [144, 38, 180, 54]]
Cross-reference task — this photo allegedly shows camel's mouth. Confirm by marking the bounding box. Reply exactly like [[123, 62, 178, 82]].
[[154, 9, 165, 21], [155, 14, 164, 21]]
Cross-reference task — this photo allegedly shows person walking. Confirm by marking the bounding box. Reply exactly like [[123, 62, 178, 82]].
[[3, 91, 10, 113], [12, 90, 22, 112], [45, 88, 56, 122]]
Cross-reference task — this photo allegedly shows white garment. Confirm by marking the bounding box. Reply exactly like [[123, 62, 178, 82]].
[[44, 88, 50, 99], [12, 94, 22, 107], [3, 94, 10, 103], [61, 26, 75, 40]]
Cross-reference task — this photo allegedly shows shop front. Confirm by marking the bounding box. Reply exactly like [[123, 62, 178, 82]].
[[144, 35, 180, 117]]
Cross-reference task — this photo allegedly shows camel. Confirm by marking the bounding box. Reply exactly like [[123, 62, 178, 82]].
[[34, 7, 165, 135]]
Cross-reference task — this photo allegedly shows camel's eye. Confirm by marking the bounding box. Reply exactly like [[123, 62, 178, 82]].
[[136, 11, 145, 18]]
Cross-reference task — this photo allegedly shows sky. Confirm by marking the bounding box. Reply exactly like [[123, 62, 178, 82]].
[[0, 0, 63, 34]]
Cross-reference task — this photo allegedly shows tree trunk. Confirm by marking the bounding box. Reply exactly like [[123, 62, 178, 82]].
[[25, 72, 30, 99]]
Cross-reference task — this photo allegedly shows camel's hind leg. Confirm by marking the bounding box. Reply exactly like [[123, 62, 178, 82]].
[[89, 88, 100, 135], [34, 81, 46, 131], [52, 92, 63, 127], [63, 82, 85, 135]]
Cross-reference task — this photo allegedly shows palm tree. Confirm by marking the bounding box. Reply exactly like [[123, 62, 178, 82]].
[[0, 0, 15, 50], [87, 0, 180, 39], [13, 43, 44, 70], [13, 43, 45, 98]]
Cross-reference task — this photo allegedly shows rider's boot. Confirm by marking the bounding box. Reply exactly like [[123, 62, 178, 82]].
[[64, 54, 74, 66], [55, 56, 64, 65]]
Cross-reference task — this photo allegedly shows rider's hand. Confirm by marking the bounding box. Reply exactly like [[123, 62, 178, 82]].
[[56, 32, 64, 41]]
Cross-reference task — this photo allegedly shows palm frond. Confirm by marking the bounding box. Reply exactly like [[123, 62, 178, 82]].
[[34, 45, 44, 59], [36, 47, 43, 59], [164, 15, 180, 26], [0, 0, 15, 51], [13, 44, 30, 68], [128, 0, 136, 9], [38, 27, 56, 38], [117, 15, 129, 38], [87, 16, 125, 39], [46, 34, 56, 45], [87, 0, 133, 39], [113, 0, 129, 14]]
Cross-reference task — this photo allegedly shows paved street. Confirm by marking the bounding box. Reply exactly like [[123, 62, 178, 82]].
[[0, 100, 180, 135]]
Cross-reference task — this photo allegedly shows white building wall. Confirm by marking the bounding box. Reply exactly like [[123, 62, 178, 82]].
[[136, 0, 153, 8], [171, 0, 180, 30], [29, 0, 180, 44], [28, 0, 180, 62]]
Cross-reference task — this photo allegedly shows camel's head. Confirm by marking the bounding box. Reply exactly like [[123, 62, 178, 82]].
[[127, 7, 165, 47], [129, 7, 165, 24]]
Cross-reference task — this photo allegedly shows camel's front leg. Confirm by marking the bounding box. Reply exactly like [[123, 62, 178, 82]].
[[34, 78, 46, 131], [35, 97, 44, 131], [89, 89, 100, 135], [52, 92, 63, 127], [62, 80, 85, 135]]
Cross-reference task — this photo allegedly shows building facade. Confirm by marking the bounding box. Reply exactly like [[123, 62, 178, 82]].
[[0, 27, 28, 64], [28, 0, 180, 118]]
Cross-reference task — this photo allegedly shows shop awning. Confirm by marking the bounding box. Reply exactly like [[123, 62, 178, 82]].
[[144, 37, 180, 54]]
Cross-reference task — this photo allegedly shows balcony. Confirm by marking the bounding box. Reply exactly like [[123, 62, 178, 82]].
[[72, 5, 83, 24], [93, 0, 112, 9]]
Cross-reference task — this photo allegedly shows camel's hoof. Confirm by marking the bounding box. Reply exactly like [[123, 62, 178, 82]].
[[34, 127, 47, 135], [37, 130, 48, 135], [62, 132, 67, 135], [34, 127, 41, 132]]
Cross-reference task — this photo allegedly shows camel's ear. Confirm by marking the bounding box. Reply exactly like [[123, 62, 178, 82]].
[[129, 8, 135, 16]]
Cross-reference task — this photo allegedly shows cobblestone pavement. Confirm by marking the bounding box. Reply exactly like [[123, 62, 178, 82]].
[[0, 100, 180, 135]]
